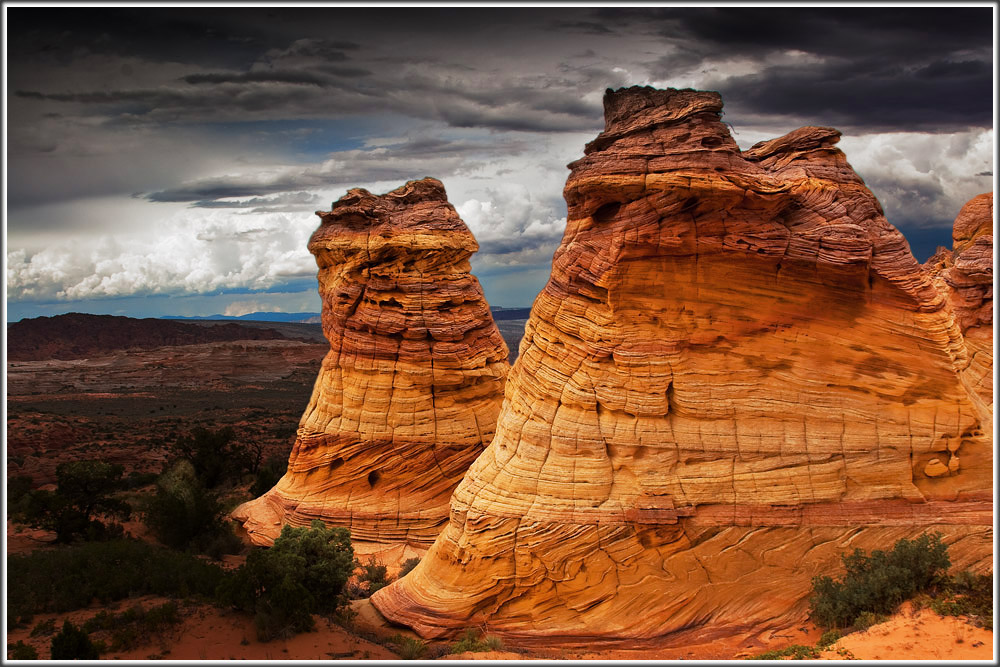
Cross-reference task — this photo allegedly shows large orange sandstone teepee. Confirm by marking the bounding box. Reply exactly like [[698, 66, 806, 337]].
[[372, 87, 993, 644]]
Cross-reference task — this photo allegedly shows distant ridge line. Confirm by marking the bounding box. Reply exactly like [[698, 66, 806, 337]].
[[161, 307, 532, 322]]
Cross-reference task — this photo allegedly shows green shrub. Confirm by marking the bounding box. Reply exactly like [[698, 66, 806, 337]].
[[809, 533, 950, 629], [143, 461, 241, 557], [816, 629, 840, 648], [394, 636, 427, 660], [29, 618, 56, 638], [50, 620, 100, 660], [853, 611, 888, 631], [250, 455, 287, 497], [358, 556, 391, 595], [449, 628, 504, 654], [124, 471, 159, 489], [83, 601, 182, 651], [7, 641, 39, 660], [398, 557, 420, 578], [7, 539, 225, 629], [172, 426, 239, 488], [12, 461, 131, 543], [216, 520, 353, 642], [746, 644, 820, 660], [8, 475, 34, 506], [204, 528, 245, 561], [932, 570, 993, 629]]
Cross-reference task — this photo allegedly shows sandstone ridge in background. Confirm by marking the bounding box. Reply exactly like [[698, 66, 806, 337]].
[[6, 313, 298, 361], [371, 86, 993, 644]]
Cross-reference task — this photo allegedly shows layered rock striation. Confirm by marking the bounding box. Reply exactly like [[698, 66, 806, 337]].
[[233, 178, 509, 547], [372, 88, 993, 643], [924, 192, 993, 415]]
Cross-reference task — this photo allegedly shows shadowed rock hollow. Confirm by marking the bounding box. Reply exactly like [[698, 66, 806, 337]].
[[233, 178, 510, 547], [371, 88, 993, 644]]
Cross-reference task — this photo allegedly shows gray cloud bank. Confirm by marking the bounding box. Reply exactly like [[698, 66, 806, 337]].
[[6, 6, 994, 313]]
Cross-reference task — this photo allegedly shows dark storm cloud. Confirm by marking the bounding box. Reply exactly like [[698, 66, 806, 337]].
[[183, 71, 343, 86], [601, 6, 993, 132], [6, 6, 994, 315], [147, 177, 320, 203], [9, 8, 614, 134], [190, 192, 321, 210], [605, 7, 990, 59], [145, 135, 531, 203], [719, 57, 993, 132], [20, 6, 984, 135], [14, 66, 599, 134], [547, 20, 615, 35], [14, 80, 383, 126], [7, 8, 274, 68]]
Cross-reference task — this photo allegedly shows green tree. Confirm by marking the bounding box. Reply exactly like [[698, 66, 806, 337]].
[[143, 460, 240, 556], [173, 426, 240, 488], [50, 620, 100, 660], [250, 454, 288, 497], [7, 475, 35, 516], [810, 533, 951, 629], [217, 520, 353, 641], [14, 461, 131, 543], [399, 557, 421, 578], [8, 641, 39, 660], [8, 475, 34, 504], [358, 556, 391, 595]]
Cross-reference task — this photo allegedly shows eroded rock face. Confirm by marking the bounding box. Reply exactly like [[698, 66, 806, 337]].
[[233, 178, 509, 547], [372, 88, 993, 644], [924, 192, 993, 413]]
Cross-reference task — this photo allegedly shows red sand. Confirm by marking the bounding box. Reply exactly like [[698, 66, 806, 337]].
[[6, 595, 398, 661], [8, 521, 992, 660], [818, 602, 993, 660]]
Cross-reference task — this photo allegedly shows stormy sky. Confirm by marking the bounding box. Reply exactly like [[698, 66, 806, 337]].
[[5, 5, 995, 321]]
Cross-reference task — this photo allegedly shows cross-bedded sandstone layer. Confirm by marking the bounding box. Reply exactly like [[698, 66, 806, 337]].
[[233, 178, 509, 547], [372, 88, 993, 643], [925, 192, 993, 417]]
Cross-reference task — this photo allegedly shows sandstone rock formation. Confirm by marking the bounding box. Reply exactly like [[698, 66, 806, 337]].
[[372, 88, 993, 645], [924, 192, 993, 414], [233, 178, 509, 547]]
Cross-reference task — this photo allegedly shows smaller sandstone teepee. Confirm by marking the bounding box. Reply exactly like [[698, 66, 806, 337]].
[[923, 192, 993, 415], [233, 177, 509, 548]]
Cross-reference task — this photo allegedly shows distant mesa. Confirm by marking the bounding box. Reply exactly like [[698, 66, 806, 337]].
[[372, 87, 993, 643], [163, 307, 531, 323], [162, 311, 322, 323], [6, 312, 294, 361], [232, 177, 510, 548]]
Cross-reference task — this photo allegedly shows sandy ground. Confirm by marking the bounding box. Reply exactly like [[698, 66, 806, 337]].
[[6, 520, 58, 555], [7, 590, 993, 661], [6, 595, 398, 660], [817, 602, 993, 660], [8, 522, 993, 660]]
